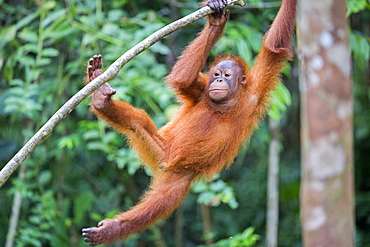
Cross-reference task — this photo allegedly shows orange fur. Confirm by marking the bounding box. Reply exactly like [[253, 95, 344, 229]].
[[82, 0, 297, 245]]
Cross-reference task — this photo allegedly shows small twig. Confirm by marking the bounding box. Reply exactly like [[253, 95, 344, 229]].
[[0, 0, 244, 187]]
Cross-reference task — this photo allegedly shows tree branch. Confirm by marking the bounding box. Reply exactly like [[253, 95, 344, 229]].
[[0, 0, 244, 187]]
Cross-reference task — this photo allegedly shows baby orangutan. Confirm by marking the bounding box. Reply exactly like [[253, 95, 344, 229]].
[[82, 0, 297, 245]]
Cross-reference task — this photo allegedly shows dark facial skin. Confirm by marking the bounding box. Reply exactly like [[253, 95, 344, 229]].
[[208, 60, 246, 103]]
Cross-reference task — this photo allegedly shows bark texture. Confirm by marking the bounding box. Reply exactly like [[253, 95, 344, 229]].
[[266, 119, 280, 247], [298, 0, 354, 246]]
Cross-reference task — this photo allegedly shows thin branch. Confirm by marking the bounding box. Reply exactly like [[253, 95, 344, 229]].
[[5, 165, 25, 247], [169, 1, 280, 9], [0, 0, 244, 187]]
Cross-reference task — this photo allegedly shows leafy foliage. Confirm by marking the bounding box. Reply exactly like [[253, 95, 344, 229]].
[[193, 176, 239, 209], [347, 0, 370, 16], [206, 227, 260, 247]]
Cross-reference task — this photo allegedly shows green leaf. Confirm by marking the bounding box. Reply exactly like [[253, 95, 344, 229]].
[[227, 197, 239, 210], [58, 136, 75, 149], [20, 43, 39, 54], [74, 192, 94, 223], [108, 9, 126, 22], [268, 83, 292, 120], [150, 42, 170, 55], [43, 1, 57, 11], [83, 129, 100, 140], [43, 8, 65, 27], [192, 181, 209, 193], [82, 33, 97, 45], [237, 39, 252, 64], [9, 78, 24, 87], [18, 28, 38, 42], [206, 227, 260, 247], [0, 25, 17, 48], [44, 18, 75, 40], [102, 131, 118, 144], [198, 191, 218, 206], [87, 142, 107, 152], [350, 32, 370, 71], [268, 106, 281, 120], [209, 180, 225, 192], [18, 55, 36, 66], [42, 48, 59, 57], [16, 11, 40, 30], [102, 23, 120, 36], [347, 0, 370, 16], [38, 171, 52, 185]]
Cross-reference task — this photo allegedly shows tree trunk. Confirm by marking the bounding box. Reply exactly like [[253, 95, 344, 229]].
[[266, 118, 280, 247], [201, 204, 214, 245], [298, 0, 355, 246], [175, 207, 183, 247]]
